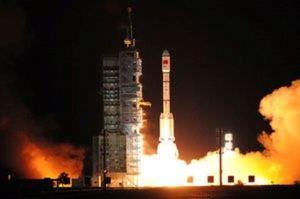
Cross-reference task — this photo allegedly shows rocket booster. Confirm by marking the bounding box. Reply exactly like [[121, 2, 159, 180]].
[[159, 50, 175, 142]]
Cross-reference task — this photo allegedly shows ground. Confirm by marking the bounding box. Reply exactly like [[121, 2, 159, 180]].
[[2, 185, 300, 199]]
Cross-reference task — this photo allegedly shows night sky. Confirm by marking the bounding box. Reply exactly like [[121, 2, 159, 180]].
[[1, 0, 299, 168]]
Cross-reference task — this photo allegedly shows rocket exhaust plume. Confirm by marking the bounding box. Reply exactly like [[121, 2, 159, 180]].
[[140, 73, 300, 185]]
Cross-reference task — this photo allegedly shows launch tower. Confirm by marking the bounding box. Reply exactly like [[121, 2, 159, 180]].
[[92, 7, 148, 187]]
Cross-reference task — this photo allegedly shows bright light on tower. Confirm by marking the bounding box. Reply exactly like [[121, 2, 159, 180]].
[[224, 132, 233, 152]]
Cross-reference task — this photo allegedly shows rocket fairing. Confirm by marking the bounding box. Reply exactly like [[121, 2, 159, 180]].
[[157, 50, 178, 159]]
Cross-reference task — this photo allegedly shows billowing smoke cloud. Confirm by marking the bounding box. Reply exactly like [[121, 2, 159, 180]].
[[0, 98, 85, 179], [258, 79, 300, 183], [18, 133, 84, 179]]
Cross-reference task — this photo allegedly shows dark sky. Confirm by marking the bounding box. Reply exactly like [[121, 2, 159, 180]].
[[1, 0, 300, 163]]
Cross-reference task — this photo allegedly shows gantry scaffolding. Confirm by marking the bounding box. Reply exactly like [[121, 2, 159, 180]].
[[92, 50, 145, 187], [119, 50, 143, 186], [92, 7, 148, 188]]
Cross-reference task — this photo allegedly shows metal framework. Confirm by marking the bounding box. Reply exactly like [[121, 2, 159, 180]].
[[92, 7, 147, 188], [119, 50, 143, 186]]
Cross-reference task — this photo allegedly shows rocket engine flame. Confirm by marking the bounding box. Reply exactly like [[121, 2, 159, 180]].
[[140, 79, 300, 186]]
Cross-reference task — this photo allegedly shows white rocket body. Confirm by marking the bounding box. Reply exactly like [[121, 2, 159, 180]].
[[157, 50, 179, 159]]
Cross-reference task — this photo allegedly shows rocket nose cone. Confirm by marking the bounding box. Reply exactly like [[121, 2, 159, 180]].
[[162, 50, 170, 57]]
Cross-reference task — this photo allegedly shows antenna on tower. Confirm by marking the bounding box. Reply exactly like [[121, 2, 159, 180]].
[[124, 7, 135, 48]]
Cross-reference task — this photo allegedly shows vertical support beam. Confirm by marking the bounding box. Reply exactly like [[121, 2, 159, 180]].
[[102, 129, 107, 191], [218, 128, 223, 186]]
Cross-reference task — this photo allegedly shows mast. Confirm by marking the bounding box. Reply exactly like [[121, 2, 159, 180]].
[[124, 7, 135, 48]]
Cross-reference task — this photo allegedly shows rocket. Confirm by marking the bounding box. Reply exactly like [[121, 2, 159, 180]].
[[160, 50, 174, 142], [157, 50, 178, 158]]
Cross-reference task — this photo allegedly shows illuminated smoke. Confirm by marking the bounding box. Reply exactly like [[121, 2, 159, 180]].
[[0, 94, 85, 179], [18, 133, 84, 179], [140, 79, 300, 186], [258, 79, 300, 183]]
